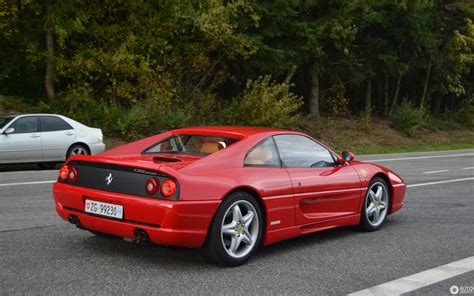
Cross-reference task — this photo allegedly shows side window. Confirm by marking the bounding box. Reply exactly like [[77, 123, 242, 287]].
[[274, 134, 334, 168], [10, 117, 38, 134], [244, 137, 280, 167], [40, 116, 72, 132]]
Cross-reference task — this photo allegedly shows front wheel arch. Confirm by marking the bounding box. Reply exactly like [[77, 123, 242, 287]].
[[371, 172, 394, 214]]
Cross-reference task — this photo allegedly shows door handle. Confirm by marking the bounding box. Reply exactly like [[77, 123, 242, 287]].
[[30, 134, 40, 138], [65, 132, 75, 136]]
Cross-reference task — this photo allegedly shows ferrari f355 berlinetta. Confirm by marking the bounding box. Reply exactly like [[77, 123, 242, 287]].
[[53, 126, 406, 266]]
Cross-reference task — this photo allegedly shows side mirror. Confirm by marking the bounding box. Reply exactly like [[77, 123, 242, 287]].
[[341, 150, 355, 162], [3, 127, 14, 135]]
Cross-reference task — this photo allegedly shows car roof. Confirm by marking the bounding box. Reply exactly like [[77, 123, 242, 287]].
[[13, 113, 63, 117], [171, 126, 295, 138]]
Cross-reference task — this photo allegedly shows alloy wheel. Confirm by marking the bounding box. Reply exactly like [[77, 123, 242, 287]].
[[365, 182, 388, 227], [220, 200, 259, 259]]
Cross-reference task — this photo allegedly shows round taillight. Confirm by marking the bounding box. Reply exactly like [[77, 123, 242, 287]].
[[145, 178, 159, 195], [161, 180, 176, 198], [68, 167, 78, 182], [59, 165, 69, 180]]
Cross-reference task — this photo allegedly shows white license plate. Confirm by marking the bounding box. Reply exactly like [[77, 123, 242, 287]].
[[85, 199, 123, 219]]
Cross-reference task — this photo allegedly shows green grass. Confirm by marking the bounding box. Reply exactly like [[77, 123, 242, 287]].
[[346, 142, 474, 155], [304, 117, 474, 155]]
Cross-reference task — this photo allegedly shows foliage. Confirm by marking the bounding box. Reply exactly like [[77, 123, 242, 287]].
[[321, 86, 350, 117], [0, 95, 35, 115], [389, 100, 432, 136], [455, 97, 474, 127], [360, 107, 373, 131], [225, 74, 303, 128], [0, 0, 473, 137]]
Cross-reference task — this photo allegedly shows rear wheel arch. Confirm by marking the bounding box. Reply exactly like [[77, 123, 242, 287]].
[[205, 186, 266, 247], [66, 142, 91, 158], [202, 187, 265, 265], [222, 187, 266, 230]]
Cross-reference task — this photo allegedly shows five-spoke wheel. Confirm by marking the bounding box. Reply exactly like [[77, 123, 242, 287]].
[[203, 191, 263, 266], [221, 200, 259, 259], [67, 144, 89, 159], [359, 177, 390, 231]]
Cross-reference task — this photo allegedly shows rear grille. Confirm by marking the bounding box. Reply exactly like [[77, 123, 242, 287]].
[[58, 161, 179, 200]]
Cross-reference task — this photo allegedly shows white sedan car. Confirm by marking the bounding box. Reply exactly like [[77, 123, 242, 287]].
[[0, 114, 105, 169]]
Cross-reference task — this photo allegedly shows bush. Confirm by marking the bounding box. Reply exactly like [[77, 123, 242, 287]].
[[0, 95, 33, 115], [390, 100, 432, 136], [224, 74, 303, 128], [360, 107, 373, 131], [455, 97, 474, 127], [85, 98, 186, 141]]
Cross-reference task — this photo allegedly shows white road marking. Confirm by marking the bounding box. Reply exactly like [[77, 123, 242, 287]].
[[364, 153, 474, 162], [462, 167, 474, 170], [407, 177, 474, 188], [348, 256, 474, 296], [423, 170, 450, 174], [0, 180, 55, 187]]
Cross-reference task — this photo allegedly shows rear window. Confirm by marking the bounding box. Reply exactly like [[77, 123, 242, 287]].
[[39, 116, 72, 132], [144, 135, 239, 155]]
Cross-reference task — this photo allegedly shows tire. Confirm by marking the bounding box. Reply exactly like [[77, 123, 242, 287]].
[[202, 191, 263, 267], [66, 144, 90, 159], [38, 162, 57, 170], [359, 177, 391, 231]]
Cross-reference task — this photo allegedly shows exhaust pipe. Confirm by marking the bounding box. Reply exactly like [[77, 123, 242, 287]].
[[133, 228, 149, 241], [68, 215, 84, 229]]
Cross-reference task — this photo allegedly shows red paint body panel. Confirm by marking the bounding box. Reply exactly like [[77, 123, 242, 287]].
[[52, 126, 406, 249]]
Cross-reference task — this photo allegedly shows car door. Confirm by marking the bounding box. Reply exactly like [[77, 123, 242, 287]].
[[243, 137, 295, 230], [0, 116, 42, 163], [273, 134, 362, 226], [39, 116, 76, 161]]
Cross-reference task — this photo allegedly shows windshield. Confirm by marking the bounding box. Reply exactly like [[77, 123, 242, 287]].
[[144, 135, 239, 155], [0, 116, 15, 129]]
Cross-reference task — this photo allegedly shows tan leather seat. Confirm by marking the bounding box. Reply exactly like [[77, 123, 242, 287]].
[[245, 146, 273, 165], [200, 142, 224, 154]]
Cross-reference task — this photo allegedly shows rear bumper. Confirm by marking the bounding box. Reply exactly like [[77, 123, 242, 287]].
[[53, 182, 220, 248], [89, 143, 106, 155]]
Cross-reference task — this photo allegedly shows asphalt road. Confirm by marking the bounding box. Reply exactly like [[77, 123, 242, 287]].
[[1, 149, 473, 295]]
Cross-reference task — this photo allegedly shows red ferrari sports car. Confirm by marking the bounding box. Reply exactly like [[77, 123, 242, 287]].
[[53, 126, 406, 266]]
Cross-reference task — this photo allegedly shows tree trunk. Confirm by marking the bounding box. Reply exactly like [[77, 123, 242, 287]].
[[308, 64, 321, 119], [384, 71, 389, 116], [364, 77, 372, 112], [44, 0, 55, 102], [433, 95, 442, 116], [388, 74, 402, 115], [420, 60, 432, 109]]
